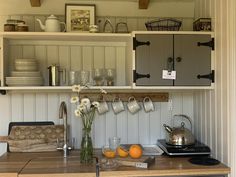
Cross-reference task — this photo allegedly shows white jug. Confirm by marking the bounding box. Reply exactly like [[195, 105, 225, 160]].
[[36, 15, 66, 32]]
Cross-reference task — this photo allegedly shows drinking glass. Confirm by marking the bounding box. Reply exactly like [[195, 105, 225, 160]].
[[101, 137, 121, 169], [92, 68, 104, 86], [105, 68, 116, 86], [80, 70, 90, 86]]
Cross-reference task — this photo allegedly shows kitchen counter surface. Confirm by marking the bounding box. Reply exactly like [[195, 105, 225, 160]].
[[0, 150, 230, 177]]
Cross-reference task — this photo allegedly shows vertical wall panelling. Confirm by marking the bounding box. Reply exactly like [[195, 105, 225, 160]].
[[182, 92, 194, 132], [47, 93, 59, 124], [11, 93, 24, 122], [105, 107, 117, 145], [194, 0, 236, 171], [0, 92, 194, 153], [116, 106, 128, 144], [138, 108, 150, 145], [93, 46, 105, 69], [59, 46, 70, 86], [35, 93, 48, 121], [70, 46, 82, 71], [82, 46, 93, 82], [23, 45, 35, 58], [94, 113, 106, 148], [23, 93, 36, 121], [127, 112, 139, 144], [35, 45, 47, 85], [47, 46, 59, 66], [116, 47, 126, 86], [149, 102, 161, 143]]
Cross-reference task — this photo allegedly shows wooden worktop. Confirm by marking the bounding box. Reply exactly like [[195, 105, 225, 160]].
[[0, 150, 230, 177]]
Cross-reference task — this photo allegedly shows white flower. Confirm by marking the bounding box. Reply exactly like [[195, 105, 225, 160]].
[[70, 96, 79, 103], [81, 98, 91, 106], [74, 109, 82, 117], [72, 85, 81, 92], [92, 101, 100, 108]]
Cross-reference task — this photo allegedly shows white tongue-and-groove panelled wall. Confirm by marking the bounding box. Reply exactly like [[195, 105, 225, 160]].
[[195, 0, 236, 177]]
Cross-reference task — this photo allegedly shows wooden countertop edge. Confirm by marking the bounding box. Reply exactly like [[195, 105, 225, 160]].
[[18, 168, 230, 177]]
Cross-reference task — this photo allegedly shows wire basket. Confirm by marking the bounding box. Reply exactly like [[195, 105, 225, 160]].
[[145, 18, 182, 31]]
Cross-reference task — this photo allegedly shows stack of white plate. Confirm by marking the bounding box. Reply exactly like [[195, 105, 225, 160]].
[[6, 59, 44, 86]]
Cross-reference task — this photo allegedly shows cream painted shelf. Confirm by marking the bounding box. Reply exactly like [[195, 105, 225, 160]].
[[0, 31, 215, 94], [0, 32, 131, 42]]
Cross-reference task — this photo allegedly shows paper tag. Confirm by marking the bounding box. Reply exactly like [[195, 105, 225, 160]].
[[162, 70, 176, 80]]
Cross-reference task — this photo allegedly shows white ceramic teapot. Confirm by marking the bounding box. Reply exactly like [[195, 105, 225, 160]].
[[36, 15, 66, 32]]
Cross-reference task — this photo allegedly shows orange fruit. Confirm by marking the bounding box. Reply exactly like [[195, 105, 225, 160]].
[[129, 144, 143, 159], [103, 150, 116, 158], [117, 146, 129, 157]]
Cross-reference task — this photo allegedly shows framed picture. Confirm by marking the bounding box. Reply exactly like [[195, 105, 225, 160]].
[[65, 4, 96, 32]]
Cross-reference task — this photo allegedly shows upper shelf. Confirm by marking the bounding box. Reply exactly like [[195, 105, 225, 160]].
[[0, 32, 132, 42], [0, 31, 214, 41]]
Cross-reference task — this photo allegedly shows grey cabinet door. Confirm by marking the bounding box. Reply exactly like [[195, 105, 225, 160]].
[[135, 34, 173, 86], [174, 34, 212, 86]]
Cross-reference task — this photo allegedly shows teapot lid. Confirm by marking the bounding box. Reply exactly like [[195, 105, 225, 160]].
[[47, 15, 58, 19]]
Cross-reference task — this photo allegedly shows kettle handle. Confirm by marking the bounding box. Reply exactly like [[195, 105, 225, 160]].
[[60, 22, 66, 32], [173, 114, 192, 131]]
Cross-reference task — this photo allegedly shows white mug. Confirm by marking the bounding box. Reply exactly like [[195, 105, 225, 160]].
[[143, 97, 154, 112], [97, 100, 109, 114], [127, 97, 141, 114], [112, 97, 125, 114]]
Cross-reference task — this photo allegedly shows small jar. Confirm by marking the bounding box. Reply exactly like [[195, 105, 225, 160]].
[[4, 24, 16, 31], [16, 24, 29, 32]]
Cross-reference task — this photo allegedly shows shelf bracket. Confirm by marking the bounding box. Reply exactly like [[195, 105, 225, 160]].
[[197, 38, 214, 50], [139, 0, 150, 9], [197, 70, 215, 83], [133, 37, 150, 50], [0, 90, 7, 95], [30, 0, 41, 7]]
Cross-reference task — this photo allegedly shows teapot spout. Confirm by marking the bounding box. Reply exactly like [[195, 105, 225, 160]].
[[36, 19, 46, 31], [163, 124, 172, 133]]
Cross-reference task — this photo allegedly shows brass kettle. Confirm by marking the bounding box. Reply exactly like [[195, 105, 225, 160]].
[[163, 114, 195, 146]]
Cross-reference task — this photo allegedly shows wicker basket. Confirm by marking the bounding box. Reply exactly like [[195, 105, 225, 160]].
[[145, 18, 182, 31]]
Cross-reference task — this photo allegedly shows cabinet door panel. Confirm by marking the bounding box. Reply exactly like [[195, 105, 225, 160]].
[[135, 34, 173, 86], [174, 35, 212, 86]]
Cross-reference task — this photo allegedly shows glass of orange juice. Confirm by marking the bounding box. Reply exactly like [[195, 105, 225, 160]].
[[101, 137, 121, 169]]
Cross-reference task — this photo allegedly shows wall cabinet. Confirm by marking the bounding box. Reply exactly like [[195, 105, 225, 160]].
[[0, 31, 214, 94], [133, 32, 214, 87]]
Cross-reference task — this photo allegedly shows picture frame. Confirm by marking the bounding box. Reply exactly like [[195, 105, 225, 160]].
[[65, 4, 96, 32]]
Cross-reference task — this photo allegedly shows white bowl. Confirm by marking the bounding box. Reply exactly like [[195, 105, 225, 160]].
[[11, 71, 41, 77], [15, 64, 38, 71], [15, 59, 37, 64], [6, 77, 43, 86]]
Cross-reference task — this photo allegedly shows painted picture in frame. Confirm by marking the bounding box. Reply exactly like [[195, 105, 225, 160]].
[[65, 4, 95, 32]]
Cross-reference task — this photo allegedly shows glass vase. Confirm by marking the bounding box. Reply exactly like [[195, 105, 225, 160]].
[[80, 128, 93, 164]]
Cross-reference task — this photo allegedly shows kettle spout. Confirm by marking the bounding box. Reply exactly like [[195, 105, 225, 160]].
[[36, 19, 46, 31], [163, 124, 172, 133]]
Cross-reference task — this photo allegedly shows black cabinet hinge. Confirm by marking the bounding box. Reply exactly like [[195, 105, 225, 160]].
[[133, 37, 150, 50], [197, 70, 215, 83], [0, 90, 6, 95], [133, 70, 150, 83], [197, 38, 214, 50]]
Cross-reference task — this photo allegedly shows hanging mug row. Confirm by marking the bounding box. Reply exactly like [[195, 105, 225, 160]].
[[97, 96, 155, 115]]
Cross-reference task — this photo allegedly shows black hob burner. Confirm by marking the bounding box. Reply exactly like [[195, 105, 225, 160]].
[[158, 139, 211, 156]]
